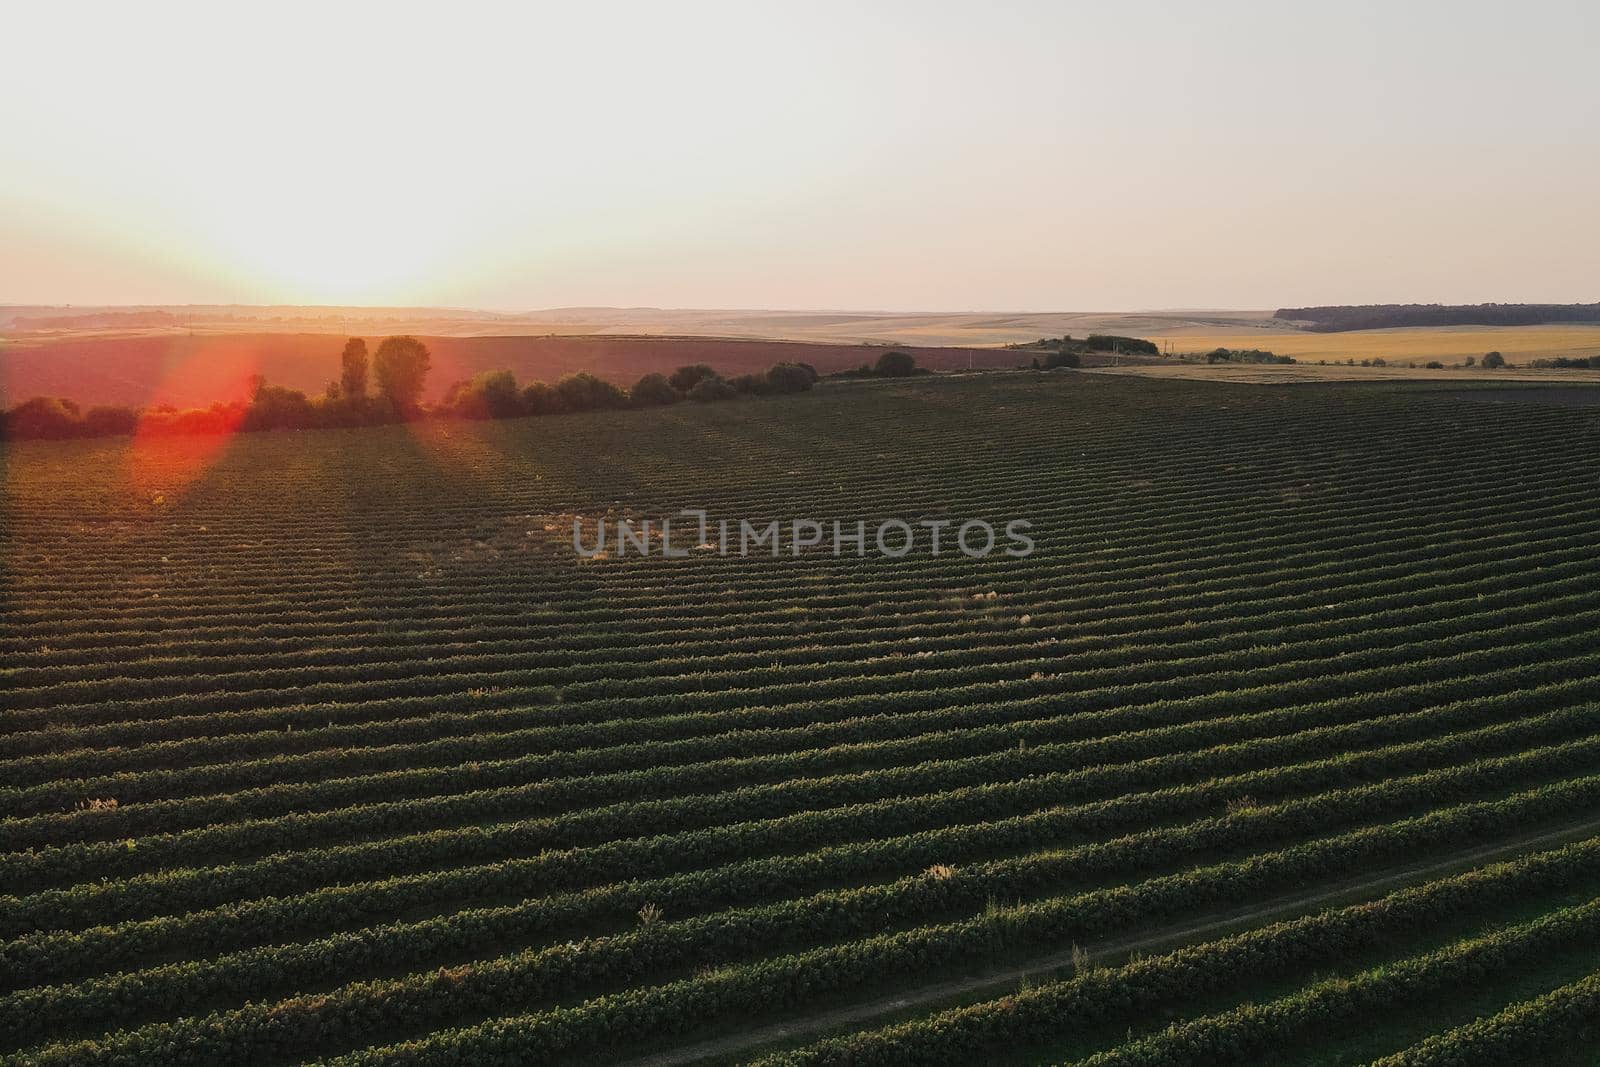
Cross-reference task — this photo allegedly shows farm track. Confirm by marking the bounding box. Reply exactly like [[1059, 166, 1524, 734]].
[[5, 372, 1600, 1062], [624, 812, 1600, 1067]]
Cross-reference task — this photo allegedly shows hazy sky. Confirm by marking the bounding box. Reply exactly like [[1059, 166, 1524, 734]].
[[3, 1, 1596, 312]]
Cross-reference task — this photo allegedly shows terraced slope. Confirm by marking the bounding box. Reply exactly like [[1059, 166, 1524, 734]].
[[3, 373, 1599, 1064]]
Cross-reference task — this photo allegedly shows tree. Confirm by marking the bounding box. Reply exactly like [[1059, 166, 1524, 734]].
[[631, 373, 680, 406], [1482, 350, 1506, 369], [340, 338, 369, 400], [373, 336, 432, 411], [874, 350, 917, 377], [668, 364, 717, 392], [1044, 350, 1081, 369]]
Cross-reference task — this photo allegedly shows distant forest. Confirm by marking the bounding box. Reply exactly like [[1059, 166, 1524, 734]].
[[1276, 303, 1600, 332]]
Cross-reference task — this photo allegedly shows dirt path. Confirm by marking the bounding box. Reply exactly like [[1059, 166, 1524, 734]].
[[621, 814, 1600, 1067]]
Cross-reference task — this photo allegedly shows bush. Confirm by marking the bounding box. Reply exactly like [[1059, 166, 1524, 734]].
[[82, 405, 141, 437], [555, 372, 629, 412], [521, 382, 560, 415], [1482, 351, 1507, 369], [442, 370, 522, 419], [874, 350, 918, 377], [687, 376, 739, 402], [3, 396, 82, 439], [630, 373, 681, 407], [1043, 351, 1081, 370], [765, 362, 817, 394], [242, 385, 315, 431], [1426, 361, 1445, 369], [668, 364, 718, 392]]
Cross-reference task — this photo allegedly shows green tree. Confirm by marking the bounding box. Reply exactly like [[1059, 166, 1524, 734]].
[[373, 336, 432, 412], [340, 338, 369, 400]]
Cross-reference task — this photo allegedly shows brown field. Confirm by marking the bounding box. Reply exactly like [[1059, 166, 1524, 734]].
[[0, 333, 1019, 408]]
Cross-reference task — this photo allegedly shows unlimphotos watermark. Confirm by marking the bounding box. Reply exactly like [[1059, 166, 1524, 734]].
[[574, 510, 1034, 558]]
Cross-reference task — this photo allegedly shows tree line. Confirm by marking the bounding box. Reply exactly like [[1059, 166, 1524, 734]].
[[0, 336, 826, 441], [1277, 303, 1600, 332]]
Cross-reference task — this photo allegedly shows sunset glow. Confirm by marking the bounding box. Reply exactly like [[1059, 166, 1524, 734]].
[[5, 1, 1597, 311]]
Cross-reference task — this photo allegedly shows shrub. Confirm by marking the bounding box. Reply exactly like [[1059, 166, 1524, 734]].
[[3, 396, 82, 439], [1482, 350, 1507, 369], [668, 364, 718, 392], [1044, 350, 1081, 370], [443, 370, 522, 419], [1426, 361, 1445, 369], [630, 373, 680, 407], [765, 362, 817, 394], [687, 376, 739, 402], [82, 405, 141, 437], [521, 381, 560, 415], [874, 350, 918, 377], [556, 372, 629, 412], [242, 385, 315, 431]]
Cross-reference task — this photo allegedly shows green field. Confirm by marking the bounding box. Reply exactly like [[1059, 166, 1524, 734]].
[[4, 372, 1600, 1064]]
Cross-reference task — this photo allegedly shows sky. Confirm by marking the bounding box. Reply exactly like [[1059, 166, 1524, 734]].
[[3, 0, 1597, 312]]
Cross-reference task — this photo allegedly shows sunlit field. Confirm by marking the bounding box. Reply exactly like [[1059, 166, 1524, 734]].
[[1153, 324, 1600, 365], [7, 373, 1600, 1064]]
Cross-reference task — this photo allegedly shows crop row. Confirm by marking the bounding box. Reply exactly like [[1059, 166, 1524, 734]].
[[6, 716, 1596, 1038], [757, 834, 1600, 1066]]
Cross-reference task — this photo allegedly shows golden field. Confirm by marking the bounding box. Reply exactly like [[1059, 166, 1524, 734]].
[[1147, 324, 1600, 364]]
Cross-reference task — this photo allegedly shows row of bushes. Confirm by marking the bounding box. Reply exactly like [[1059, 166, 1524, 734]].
[[828, 350, 929, 379], [441, 360, 817, 421], [1009, 335, 1161, 357], [0, 336, 820, 441], [1532, 355, 1600, 369], [1205, 348, 1295, 365]]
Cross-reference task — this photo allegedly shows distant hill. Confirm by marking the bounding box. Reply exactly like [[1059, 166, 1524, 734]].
[[1277, 303, 1600, 332]]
